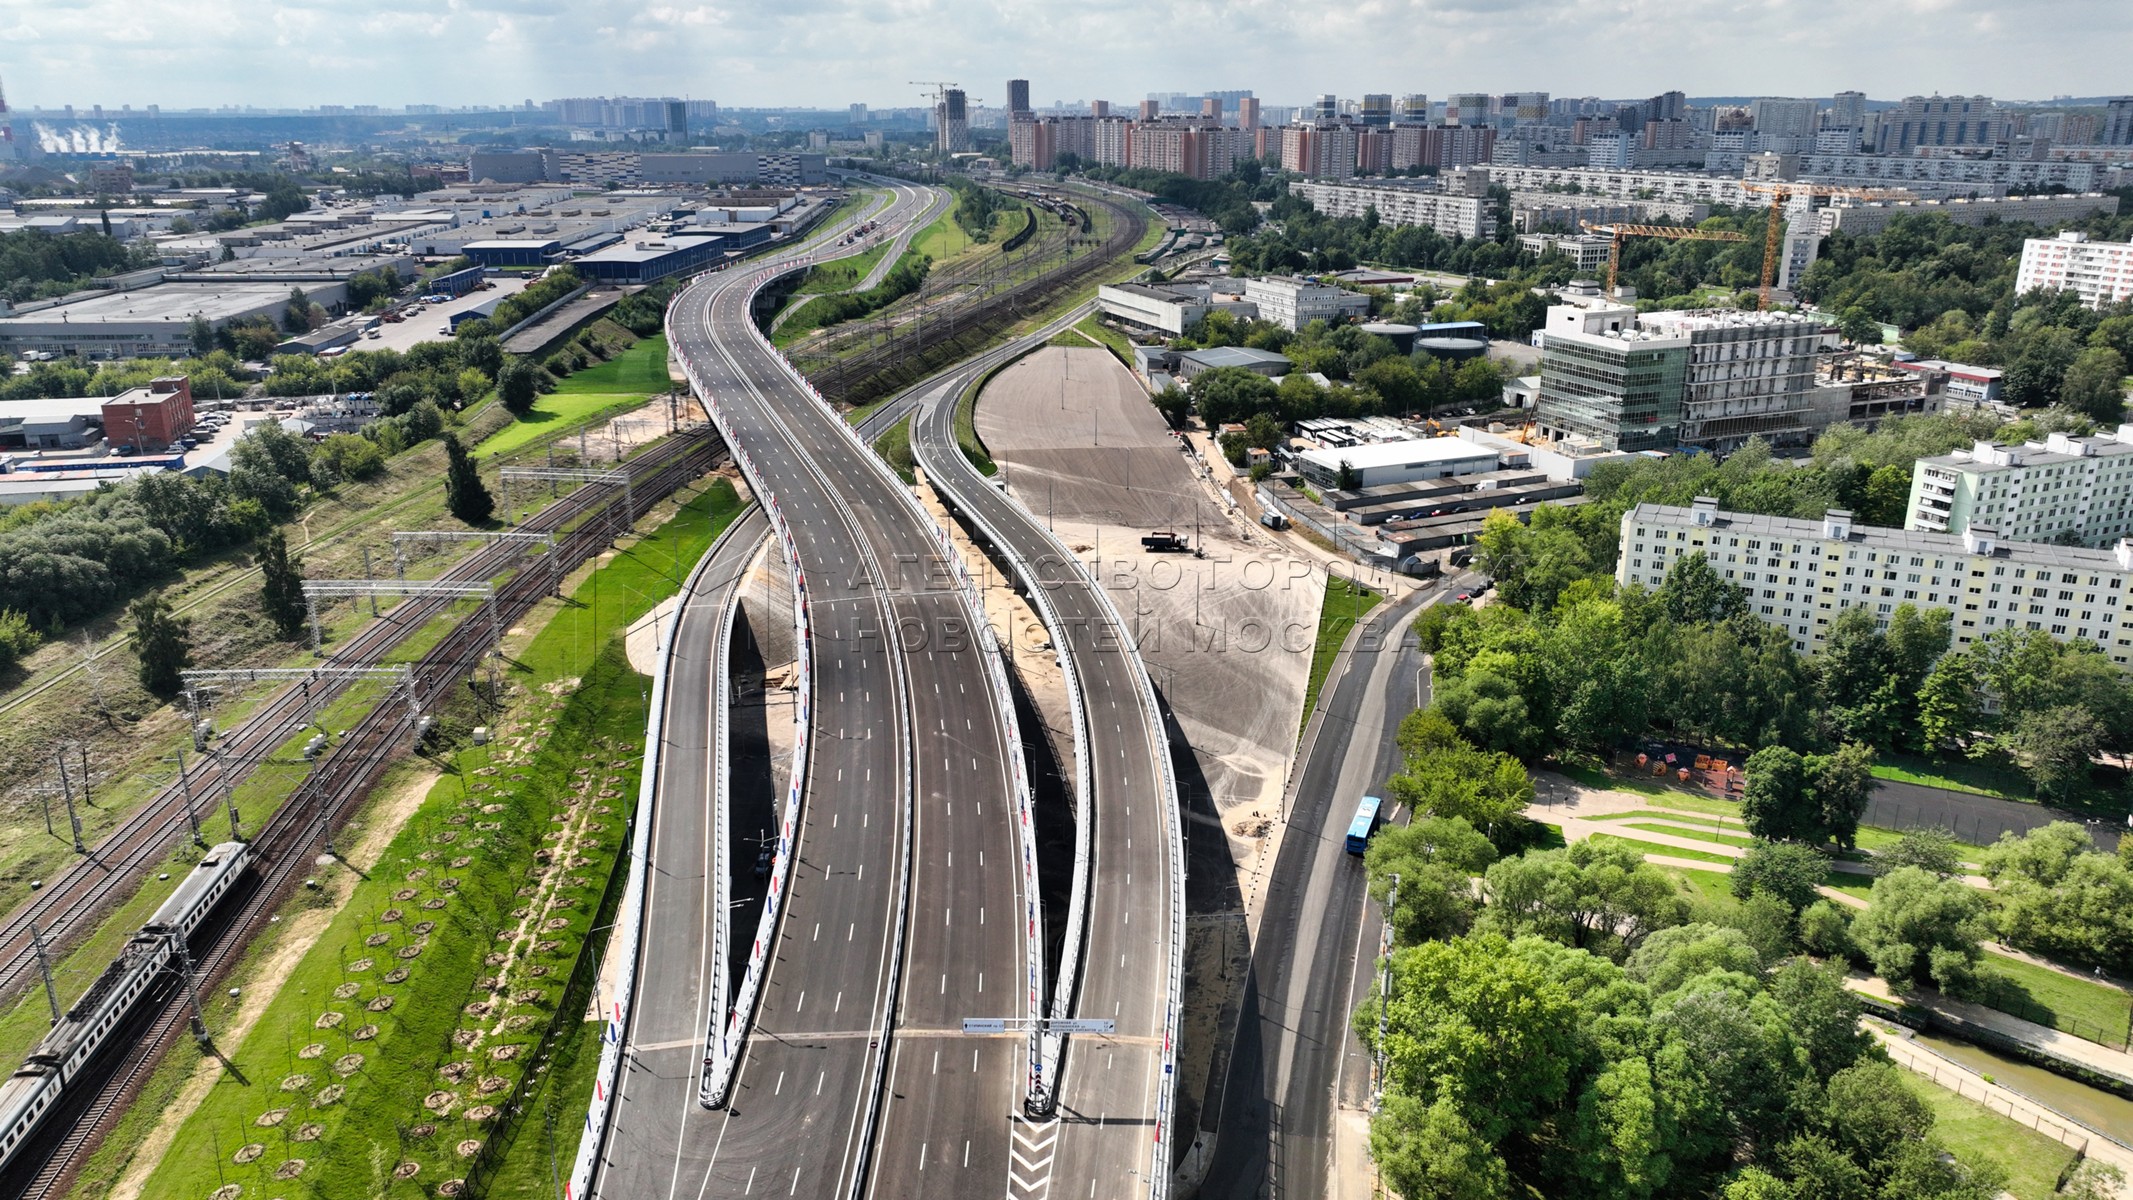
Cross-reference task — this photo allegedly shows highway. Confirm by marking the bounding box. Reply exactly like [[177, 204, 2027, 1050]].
[[597, 178, 1036, 1199], [906, 329, 1181, 1200], [1202, 579, 1466, 1200]]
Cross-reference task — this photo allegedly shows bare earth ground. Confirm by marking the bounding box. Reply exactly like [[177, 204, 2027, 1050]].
[[975, 348, 1326, 1145], [108, 764, 439, 1200], [974, 348, 1322, 877]]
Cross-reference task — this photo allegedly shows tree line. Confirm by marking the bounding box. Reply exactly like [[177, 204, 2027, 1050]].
[[1354, 713, 2089, 1200], [1, 228, 159, 303]]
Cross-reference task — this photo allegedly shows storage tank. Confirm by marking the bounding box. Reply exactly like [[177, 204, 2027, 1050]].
[[1414, 337, 1490, 362], [1359, 322, 1419, 354]]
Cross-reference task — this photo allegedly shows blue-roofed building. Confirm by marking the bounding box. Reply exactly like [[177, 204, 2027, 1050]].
[[461, 238, 564, 268], [572, 233, 734, 285]]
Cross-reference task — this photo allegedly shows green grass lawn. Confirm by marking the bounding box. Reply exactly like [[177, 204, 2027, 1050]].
[[1845, 823, 1992, 861], [1974, 950, 2133, 1046], [793, 241, 892, 296], [1553, 763, 1742, 811], [130, 482, 743, 1200], [475, 336, 672, 462], [1585, 808, 1742, 825], [1301, 575, 1383, 737], [1072, 314, 1134, 367], [1870, 751, 2033, 801], [956, 365, 998, 477], [1665, 867, 1738, 906], [1589, 833, 1736, 865], [875, 415, 916, 485], [1819, 869, 1876, 900], [911, 206, 978, 263], [1900, 1072, 2076, 1200], [1619, 821, 1757, 849]]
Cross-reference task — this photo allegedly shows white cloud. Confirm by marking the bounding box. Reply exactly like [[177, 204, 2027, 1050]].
[[0, 0, 2125, 108]]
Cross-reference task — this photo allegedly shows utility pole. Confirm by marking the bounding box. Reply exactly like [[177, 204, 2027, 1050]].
[[29, 923, 60, 1027], [1374, 872, 1398, 1110], [172, 936, 210, 1048], [172, 748, 206, 847], [55, 750, 85, 854], [359, 547, 379, 615]]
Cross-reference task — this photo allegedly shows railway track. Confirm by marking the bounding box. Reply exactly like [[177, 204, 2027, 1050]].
[[0, 428, 721, 1049], [796, 185, 1147, 402], [0, 425, 724, 1200]]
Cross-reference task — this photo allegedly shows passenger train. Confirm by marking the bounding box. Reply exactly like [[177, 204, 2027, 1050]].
[[0, 842, 250, 1169]]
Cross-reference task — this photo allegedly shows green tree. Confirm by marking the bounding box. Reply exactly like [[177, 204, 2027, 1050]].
[[2011, 704, 2103, 800], [1365, 815, 1500, 946], [1478, 840, 1687, 959], [1625, 922, 1762, 994], [255, 528, 307, 639], [282, 285, 313, 334], [310, 433, 386, 483], [442, 434, 494, 525], [1730, 840, 1827, 913], [1334, 458, 1362, 491], [1372, 1095, 1512, 1200], [496, 358, 542, 416], [1740, 747, 1813, 842], [1850, 866, 1988, 993], [127, 590, 191, 697], [1916, 651, 1981, 755], [1796, 899, 1853, 958], [1653, 551, 1747, 625], [0, 609, 39, 673], [1879, 829, 1963, 878], [187, 314, 215, 357], [1808, 742, 1874, 849], [1150, 384, 1190, 429], [1838, 306, 1883, 346], [2060, 346, 2128, 426]]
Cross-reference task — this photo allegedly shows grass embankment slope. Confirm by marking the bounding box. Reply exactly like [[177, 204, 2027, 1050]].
[[1300, 575, 1382, 736], [86, 481, 743, 1200], [475, 335, 673, 461]]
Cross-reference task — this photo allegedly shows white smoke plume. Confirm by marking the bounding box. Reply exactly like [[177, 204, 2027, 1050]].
[[32, 123, 124, 154]]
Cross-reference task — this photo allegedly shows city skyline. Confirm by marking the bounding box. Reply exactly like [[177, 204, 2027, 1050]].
[[1, 0, 2130, 111]]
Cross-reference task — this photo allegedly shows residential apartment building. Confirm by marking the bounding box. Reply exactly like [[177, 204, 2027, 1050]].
[[1908, 428, 2133, 546], [1282, 122, 1359, 180], [1618, 498, 2133, 665], [2016, 231, 2133, 309], [1242, 276, 1370, 331], [1820, 192, 2119, 238], [1509, 193, 1710, 233], [1391, 124, 1496, 170], [1289, 177, 1495, 240], [1487, 164, 1761, 207], [2107, 98, 2133, 147], [1875, 95, 2005, 153], [1008, 114, 1134, 170], [1128, 118, 1241, 180], [1793, 151, 2103, 193]]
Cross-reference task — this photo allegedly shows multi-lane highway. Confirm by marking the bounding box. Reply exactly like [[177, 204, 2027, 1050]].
[[597, 178, 1038, 1199], [904, 323, 1181, 1200]]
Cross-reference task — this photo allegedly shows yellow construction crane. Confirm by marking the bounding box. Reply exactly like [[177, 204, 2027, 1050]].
[[1579, 222, 1752, 294], [1740, 181, 1911, 309]]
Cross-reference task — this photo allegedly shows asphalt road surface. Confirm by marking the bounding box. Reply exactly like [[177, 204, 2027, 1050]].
[[1202, 579, 1464, 1200], [598, 176, 1036, 1199], [905, 318, 1180, 1200]]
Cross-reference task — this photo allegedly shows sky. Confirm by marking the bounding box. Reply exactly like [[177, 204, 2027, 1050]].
[[1, 0, 2129, 111]]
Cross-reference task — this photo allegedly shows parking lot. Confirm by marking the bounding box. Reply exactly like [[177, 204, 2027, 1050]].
[[357, 275, 532, 355]]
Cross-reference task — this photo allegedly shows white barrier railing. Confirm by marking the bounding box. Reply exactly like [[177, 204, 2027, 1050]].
[[692, 370, 815, 1108], [561, 493, 744, 1200], [706, 549, 745, 1084]]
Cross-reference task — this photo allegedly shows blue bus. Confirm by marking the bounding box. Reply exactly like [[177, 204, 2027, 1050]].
[[1344, 795, 1384, 856]]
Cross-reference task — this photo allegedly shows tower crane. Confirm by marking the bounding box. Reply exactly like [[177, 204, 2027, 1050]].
[[1740, 181, 1912, 309], [1578, 222, 1752, 295]]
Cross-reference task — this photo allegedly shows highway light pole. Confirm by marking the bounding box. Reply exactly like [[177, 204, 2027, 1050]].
[[1373, 872, 1398, 1112]]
